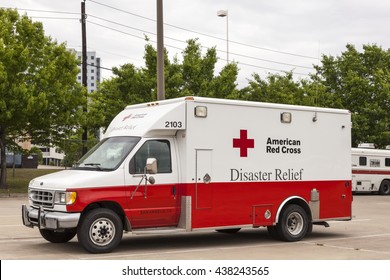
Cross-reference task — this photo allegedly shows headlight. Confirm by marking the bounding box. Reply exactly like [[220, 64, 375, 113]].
[[54, 191, 77, 205], [27, 188, 35, 202], [28, 180, 35, 188]]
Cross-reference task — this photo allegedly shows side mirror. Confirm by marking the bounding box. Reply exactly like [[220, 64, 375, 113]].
[[146, 158, 157, 174]]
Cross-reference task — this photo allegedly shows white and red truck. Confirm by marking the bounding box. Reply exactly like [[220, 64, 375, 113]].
[[352, 145, 390, 195], [22, 96, 353, 253]]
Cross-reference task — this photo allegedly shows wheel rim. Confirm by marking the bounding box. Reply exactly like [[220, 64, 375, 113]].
[[286, 212, 304, 236], [384, 184, 390, 194], [89, 218, 116, 246]]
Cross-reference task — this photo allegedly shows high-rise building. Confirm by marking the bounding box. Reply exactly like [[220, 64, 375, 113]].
[[23, 50, 102, 168], [76, 51, 101, 92]]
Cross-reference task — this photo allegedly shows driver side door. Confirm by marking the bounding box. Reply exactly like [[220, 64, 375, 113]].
[[124, 139, 180, 228]]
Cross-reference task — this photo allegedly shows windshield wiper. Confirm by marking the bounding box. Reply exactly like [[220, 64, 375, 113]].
[[83, 163, 103, 170]]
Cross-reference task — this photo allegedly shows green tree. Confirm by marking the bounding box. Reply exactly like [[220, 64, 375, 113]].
[[89, 39, 239, 131], [241, 71, 318, 106], [88, 63, 154, 130], [314, 44, 390, 147], [0, 9, 85, 188]]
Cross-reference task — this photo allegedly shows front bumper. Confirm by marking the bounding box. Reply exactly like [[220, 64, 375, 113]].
[[22, 204, 80, 230]]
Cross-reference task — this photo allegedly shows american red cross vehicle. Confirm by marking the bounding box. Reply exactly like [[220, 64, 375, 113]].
[[352, 145, 390, 195], [22, 96, 353, 253]]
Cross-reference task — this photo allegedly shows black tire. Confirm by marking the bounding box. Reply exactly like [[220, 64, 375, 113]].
[[39, 228, 76, 243], [379, 180, 390, 195], [77, 208, 123, 254], [306, 222, 313, 236], [216, 228, 241, 234], [276, 204, 309, 242]]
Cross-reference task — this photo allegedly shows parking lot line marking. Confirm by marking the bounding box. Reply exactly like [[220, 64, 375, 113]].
[[304, 242, 390, 256], [80, 240, 298, 260], [0, 215, 22, 218], [1, 224, 24, 227], [79, 248, 212, 260], [309, 232, 390, 243]]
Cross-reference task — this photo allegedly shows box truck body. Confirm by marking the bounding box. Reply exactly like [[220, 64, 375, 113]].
[[352, 147, 390, 195], [23, 97, 352, 253]]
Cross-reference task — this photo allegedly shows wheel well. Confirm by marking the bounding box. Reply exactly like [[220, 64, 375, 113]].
[[275, 197, 312, 224], [80, 201, 130, 231]]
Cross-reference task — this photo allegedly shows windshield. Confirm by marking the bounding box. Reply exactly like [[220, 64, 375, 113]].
[[74, 136, 141, 171]]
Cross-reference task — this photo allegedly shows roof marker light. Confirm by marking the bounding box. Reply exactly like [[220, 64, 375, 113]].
[[195, 106, 207, 118], [281, 112, 292, 123]]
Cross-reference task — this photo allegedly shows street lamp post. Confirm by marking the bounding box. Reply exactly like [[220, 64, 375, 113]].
[[217, 9, 229, 63], [157, 0, 165, 100]]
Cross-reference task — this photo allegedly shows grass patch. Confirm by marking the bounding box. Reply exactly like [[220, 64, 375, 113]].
[[0, 168, 61, 194]]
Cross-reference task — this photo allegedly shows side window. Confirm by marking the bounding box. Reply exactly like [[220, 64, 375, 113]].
[[359, 156, 367, 166], [370, 159, 380, 167], [386, 158, 390, 167], [129, 140, 172, 174]]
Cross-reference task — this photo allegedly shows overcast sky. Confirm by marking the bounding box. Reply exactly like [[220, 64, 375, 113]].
[[3, 0, 390, 87]]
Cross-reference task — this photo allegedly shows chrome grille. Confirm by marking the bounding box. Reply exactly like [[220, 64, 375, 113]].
[[30, 189, 54, 208]]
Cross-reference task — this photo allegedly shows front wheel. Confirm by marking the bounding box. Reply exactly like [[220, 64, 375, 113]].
[[39, 228, 76, 243], [276, 204, 309, 242], [77, 208, 123, 254], [379, 180, 390, 195]]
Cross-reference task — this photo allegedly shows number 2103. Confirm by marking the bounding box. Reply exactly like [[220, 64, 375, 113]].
[[165, 121, 183, 128]]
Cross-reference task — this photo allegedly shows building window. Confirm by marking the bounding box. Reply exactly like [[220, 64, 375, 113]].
[[91, 56, 94, 60], [91, 69, 94, 73], [91, 76, 94, 80], [91, 83, 95, 87]]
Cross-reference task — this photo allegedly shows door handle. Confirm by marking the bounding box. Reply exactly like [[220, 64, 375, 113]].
[[172, 186, 177, 197], [203, 173, 211, 184]]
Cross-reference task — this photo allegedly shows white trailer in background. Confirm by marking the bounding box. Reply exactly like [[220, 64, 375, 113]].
[[352, 147, 390, 195]]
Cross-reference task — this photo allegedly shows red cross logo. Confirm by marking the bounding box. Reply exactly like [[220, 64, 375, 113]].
[[233, 129, 255, 157]]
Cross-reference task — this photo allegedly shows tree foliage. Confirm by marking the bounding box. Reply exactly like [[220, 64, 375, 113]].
[[314, 44, 390, 147], [241, 44, 390, 147], [241, 72, 316, 106], [0, 9, 85, 188], [89, 39, 239, 131]]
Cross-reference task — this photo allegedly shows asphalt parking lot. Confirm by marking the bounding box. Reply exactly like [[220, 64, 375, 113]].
[[0, 194, 390, 260]]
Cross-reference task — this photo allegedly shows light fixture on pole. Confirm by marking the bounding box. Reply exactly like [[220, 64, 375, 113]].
[[217, 9, 229, 63]]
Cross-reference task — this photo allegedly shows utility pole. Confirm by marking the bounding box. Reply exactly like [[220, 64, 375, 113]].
[[81, 0, 88, 155], [156, 0, 165, 100]]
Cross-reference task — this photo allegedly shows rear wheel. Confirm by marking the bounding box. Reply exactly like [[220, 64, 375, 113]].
[[379, 180, 390, 195], [77, 208, 123, 253], [39, 228, 76, 243], [276, 204, 309, 242]]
